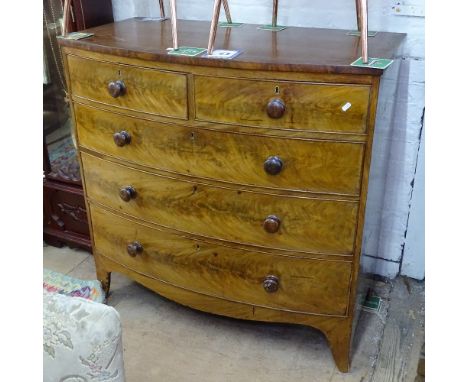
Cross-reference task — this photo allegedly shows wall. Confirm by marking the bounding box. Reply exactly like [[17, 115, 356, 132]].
[[111, 0, 425, 279]]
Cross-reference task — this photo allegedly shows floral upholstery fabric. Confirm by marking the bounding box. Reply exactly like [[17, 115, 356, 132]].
[[43, 291, 125, 382], [43, 268, 105, 303]]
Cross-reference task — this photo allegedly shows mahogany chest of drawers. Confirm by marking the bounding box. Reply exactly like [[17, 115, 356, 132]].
[[59, 19, 404, 372]]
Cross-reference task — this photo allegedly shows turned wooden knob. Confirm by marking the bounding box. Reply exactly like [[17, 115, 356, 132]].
[[127, 241, 143, 257], [119, 186, 137, 202], [264, 156, 283, 175], [266, 98, 286, 119], [107, 80, 126, 98], [113, 131, 131, 147], [263, 215, 281, 233], [263, 275, 279, 293]]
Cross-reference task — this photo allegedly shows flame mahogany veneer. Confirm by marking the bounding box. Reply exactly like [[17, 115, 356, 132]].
[[59, 18, 404, 373]]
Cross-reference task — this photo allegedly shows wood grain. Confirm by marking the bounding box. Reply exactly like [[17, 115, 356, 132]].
[[75, 104, 365, 196], [95, 251, 355, 372], [81, 153, 359, 256], [58, 18, 405, 76], [63, 46, 377, 86], [91, 205, 352, 316], [59, 20, 404, 373], [195, 75, 371, 133], [67, 54, 188, 119]]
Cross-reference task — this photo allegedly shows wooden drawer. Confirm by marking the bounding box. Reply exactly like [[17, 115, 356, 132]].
[[194, 76, 370, 133], [90, 205, 352, 316], [67, 54, 188, 119], [82, 153, 359, 255], [75, 104, 365, 196]]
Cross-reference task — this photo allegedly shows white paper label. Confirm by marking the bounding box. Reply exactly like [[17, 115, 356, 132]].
[[341, 102, 352, 112]]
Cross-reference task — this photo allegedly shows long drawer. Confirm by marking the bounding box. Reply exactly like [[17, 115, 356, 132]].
[[82, 153, 359, 255], [90, 205, 352, 316], [75, 104, 365, 196], [194, 76, 370, 133], [66, 54, 188, 119]]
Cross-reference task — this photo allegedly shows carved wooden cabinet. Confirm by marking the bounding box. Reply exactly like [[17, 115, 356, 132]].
[[43, 0, 113, 250], [59, 19, 404, 372]]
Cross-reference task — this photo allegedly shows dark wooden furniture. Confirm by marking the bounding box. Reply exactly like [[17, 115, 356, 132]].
[[43, 0, 113, 251], [59, 19, 404, 372]]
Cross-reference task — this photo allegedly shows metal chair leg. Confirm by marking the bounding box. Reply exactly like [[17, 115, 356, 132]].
[[222, 0, 232, 24], [169, 0, 178, 49], [207, 0, 222, 55], [159, 0, 166, 19], [359, 0, 368, 63], [355, 0, 362, 32], [272, 0, 279, 27], [62, 0, 72, 35]]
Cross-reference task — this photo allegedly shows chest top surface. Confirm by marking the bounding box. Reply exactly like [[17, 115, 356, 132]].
[[58, 18, 405, 76]]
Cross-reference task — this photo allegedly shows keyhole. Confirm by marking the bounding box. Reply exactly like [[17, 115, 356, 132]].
[[190, 132, 195, 140], [117, 69, 121, 77], [275, 86, 280, 94]]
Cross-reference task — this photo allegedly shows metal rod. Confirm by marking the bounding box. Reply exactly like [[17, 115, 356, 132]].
[[159, 0, 166, 18], [222, 0, 232, 24], [223, 25, 232, 48], [62, 0, 72, 35], [355, 0, 362, 32], [169, 0, 178, 49], [360, 0, 368, 63], [207, 0, 222, 55], [272, 0, 279, 27]]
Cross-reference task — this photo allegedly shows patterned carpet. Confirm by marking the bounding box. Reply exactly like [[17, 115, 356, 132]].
[[48, 135, 81, 182]]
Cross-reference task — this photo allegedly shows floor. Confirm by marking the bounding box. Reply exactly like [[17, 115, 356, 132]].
[[44, 244, 425, 382]]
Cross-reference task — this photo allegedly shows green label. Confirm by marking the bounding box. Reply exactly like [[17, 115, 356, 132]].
[[361, 295, 382, 312], [219, 22, 244, 28], [258, 24, 287, 32], [168, 46, 207, 57], [351, 57, 394, 70]]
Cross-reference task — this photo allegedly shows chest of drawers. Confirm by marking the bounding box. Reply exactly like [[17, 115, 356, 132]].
[[59, 19, 404, 373]]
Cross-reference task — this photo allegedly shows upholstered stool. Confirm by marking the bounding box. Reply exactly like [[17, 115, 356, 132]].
[[43, 270, 125, 382]]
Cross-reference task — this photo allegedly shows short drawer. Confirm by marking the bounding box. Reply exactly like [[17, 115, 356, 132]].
[[82, 153, 359, 255], [90, 205, 352, 316], [194, 76, 370, 133], [67, 54, 188, 119], [75, 104, 364, 196]]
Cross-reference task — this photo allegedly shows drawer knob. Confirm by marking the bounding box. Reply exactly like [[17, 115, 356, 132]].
[[263, 215, 281, 233], [107, 80, 126, 98], [263, 275, 280, 293], [266, 98, 286, 119], [127, 241, 143, 257], [264, 156, 283, 175], [119, 186, 137, 202], [113, 131, 131, 147]]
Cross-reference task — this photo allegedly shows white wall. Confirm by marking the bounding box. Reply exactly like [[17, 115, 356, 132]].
[[400, 122, 424, 279], [111, 0, 425, 279]]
